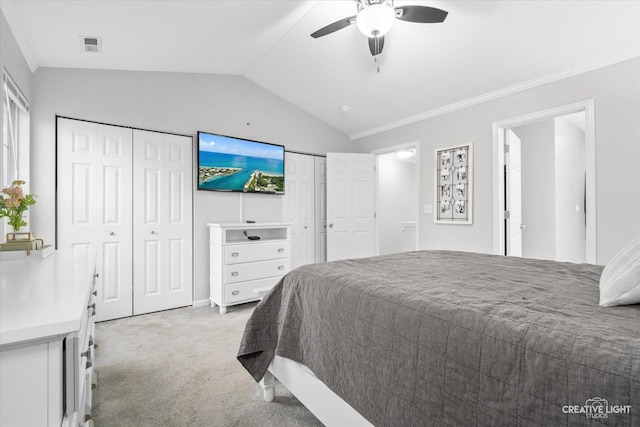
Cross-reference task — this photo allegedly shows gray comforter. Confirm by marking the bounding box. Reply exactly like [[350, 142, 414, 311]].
[[237, 250, 640, 426]]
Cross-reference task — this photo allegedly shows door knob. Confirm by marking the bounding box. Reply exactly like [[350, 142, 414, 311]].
[[328, 223, 334, 228], [520, 224, 527, 230], [109, 232, 115, 236], [151, 230, 157, 235]]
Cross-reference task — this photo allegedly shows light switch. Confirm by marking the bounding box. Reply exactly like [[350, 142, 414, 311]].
[[424, 204, 433, 214]]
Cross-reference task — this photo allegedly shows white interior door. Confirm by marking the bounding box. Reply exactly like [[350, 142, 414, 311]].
[[282, 152, 315, 269], [314, 156, 327, 263], [505, 129, 523, 257], [57, 118, 133, 321], [133, 130, 192, 315], [326, 153, 376, 261]]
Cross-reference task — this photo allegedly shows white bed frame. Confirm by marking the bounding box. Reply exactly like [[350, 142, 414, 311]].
[[260, 356, 373, 426]]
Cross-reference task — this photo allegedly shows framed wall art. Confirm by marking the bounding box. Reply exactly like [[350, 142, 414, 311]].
[[435, 143, 473, 224]]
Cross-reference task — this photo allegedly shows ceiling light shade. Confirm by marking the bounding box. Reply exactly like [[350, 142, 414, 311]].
[[356, 4, 395, 37], [396, 149, 415, 160]]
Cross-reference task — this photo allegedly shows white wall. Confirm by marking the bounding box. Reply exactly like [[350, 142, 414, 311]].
[[0, 12, 30, 101], [554, 116, 586, 263], [511, 120, 556, 260], [30, 67, 353, 302], [377, 156, 416, 255], [353, 58, 640, 264]]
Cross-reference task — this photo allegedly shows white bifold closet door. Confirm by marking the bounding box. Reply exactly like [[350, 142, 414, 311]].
[[283, 152, 315, 269], [57, 118, 193, 321], [132, 130, 192, 315], [57, 118, 134, 321], [314, 156, 327, 263]]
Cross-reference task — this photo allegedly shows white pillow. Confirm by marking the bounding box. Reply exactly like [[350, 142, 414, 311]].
[[599, 235, 640, 306]]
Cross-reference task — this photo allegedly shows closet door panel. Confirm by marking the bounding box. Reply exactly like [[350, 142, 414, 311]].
[[57, 118, 133, 321], [282, 152, 315, 270], [163, 134, 193, 307], [96, 126, 133, 321], [314, 156, 327, 263], [133, 131, 165, 315], [133, 131, 192, 315]]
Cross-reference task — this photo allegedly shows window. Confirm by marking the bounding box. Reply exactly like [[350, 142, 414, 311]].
[[1, 69, 30, 236]]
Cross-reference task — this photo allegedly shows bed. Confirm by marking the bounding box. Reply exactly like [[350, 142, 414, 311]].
[[237, 250, 640, 426]]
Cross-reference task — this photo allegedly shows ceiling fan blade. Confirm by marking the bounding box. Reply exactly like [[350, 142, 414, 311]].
[[394, 5, 448, 23], [368, 36, 385, 56], [311, 15, 356, 38]]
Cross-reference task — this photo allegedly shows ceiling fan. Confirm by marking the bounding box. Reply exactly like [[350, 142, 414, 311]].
[[311, 0, 448, 57]]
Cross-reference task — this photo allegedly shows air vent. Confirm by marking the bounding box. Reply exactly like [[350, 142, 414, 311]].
[[80, 36, 102, 53]]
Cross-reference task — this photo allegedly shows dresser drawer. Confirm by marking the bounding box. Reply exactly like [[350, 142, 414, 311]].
[[225, 241, 289, 264], [224, 259, 290, 284], [225, 277, 282, 304]]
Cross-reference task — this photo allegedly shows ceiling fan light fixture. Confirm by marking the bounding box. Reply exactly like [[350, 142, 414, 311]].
[[356, 4, 395, 37]]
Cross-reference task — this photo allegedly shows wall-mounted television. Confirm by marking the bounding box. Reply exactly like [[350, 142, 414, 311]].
[[197, 131, 285, 194]]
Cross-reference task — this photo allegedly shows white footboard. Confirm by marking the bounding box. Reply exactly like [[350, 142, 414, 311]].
[[262, 356, 373, 427]]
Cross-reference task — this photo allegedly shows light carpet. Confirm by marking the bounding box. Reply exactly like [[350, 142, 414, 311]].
[[93, 303, 323, 427]]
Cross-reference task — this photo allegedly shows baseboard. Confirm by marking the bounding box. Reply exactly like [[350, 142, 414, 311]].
[[192, 299, 211, 308]]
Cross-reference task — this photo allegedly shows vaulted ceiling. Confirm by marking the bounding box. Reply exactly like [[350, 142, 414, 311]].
[[2, 0, 639, 138]]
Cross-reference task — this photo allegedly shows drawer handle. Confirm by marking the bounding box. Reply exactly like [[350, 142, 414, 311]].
[[277, 248, 285, 253], [88, 302, 96, 316], [231, 252, 239, 257], [84, 348, 93, 369], [231, 272, 239, 277], [93, 273, 100, 278], [278, 265, 285, 270], [81, 348, 93, 368], [232, 290, 240, 296]]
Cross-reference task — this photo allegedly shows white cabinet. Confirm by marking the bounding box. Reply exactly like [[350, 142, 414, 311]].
[[208, 223, 291, 314], [0, 250, 97, 427], [57, 117, 193, 321]]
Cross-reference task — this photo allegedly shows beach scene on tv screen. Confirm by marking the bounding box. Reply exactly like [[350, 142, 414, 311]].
[[198, 133, 284, 193]]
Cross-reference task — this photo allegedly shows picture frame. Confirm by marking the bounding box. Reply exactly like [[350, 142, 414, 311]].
[[435, 143, 473, 224]]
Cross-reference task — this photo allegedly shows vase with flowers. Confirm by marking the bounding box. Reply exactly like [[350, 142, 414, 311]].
[[0, 180, 36, 232]]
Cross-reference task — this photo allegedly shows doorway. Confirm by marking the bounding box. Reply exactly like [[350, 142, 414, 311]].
[[325, 144, 420, 261], [373, 143, 420, 255], [493, 100, 596, 263]]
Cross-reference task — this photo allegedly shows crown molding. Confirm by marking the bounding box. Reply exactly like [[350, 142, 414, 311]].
[[350, 50, 639, 141]]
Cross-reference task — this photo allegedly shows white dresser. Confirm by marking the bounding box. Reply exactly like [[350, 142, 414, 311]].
[[208, 223, 291, 314], [0, 249, 97, 427]]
